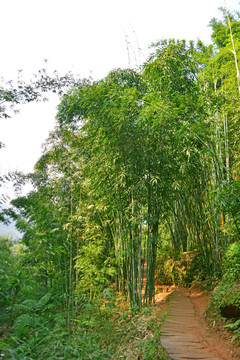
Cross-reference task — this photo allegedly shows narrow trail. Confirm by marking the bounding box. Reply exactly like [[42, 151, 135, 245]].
[[160, 288, 221, 360]]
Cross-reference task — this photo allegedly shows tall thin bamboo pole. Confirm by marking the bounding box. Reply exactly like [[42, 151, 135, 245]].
[[224, 1, 240, 94]]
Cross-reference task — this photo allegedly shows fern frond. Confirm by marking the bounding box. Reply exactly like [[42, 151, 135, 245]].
[[36, 292, 52, 311], [14, 314, 34, 336]]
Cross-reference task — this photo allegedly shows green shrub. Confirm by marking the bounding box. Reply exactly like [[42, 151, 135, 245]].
[[207, 241, 240, 343], [156, 246, 202, 286]]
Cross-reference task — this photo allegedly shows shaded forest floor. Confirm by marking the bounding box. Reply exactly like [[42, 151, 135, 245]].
[[113, 285, 240, 360]]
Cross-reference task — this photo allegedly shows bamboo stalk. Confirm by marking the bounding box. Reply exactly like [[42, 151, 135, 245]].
[[224, 0, 240, 94]]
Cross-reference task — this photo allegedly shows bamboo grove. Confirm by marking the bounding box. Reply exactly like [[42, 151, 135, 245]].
[[10, 11, 240, 321]]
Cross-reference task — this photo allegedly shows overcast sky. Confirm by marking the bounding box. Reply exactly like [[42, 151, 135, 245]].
[[0, 0, 240, 179]]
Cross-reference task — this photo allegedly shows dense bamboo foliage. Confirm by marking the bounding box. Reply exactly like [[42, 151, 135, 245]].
[[1, 9, 240, 359]]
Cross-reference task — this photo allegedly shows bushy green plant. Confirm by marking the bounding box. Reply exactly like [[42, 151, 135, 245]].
[[156, 246, 203, 286], [75, 241, 116, 300], [223, 241, 240, 280], [225, 319, 240, 341], [2, 290, 121, 360], [13, 292, 53, 337], [207, 241, 240, 343], [0, 237, 12, 319]]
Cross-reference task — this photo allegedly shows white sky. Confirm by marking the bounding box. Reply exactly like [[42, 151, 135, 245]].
[[0, 0, 240, 179]]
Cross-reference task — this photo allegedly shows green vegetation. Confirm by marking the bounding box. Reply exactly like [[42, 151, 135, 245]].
[[111, 301, 171, 360], [206, 240, 240, 343], [1, 7, 240, 358]]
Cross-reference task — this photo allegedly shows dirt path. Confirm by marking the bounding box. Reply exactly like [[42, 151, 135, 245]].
[[160, 288, 238, 360]]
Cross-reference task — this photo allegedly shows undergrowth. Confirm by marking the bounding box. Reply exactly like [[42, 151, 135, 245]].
[[206, 241, 240, 345], [0, 295, 120, 359], [112, 299, 171, 360], [0, 291, 171, 360]]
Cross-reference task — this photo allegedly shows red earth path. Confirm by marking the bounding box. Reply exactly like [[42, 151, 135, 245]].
[[160, 288, 239, 360]]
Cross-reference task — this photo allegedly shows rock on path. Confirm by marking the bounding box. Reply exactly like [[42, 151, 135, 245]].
[[160, 288, 221, 360]]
